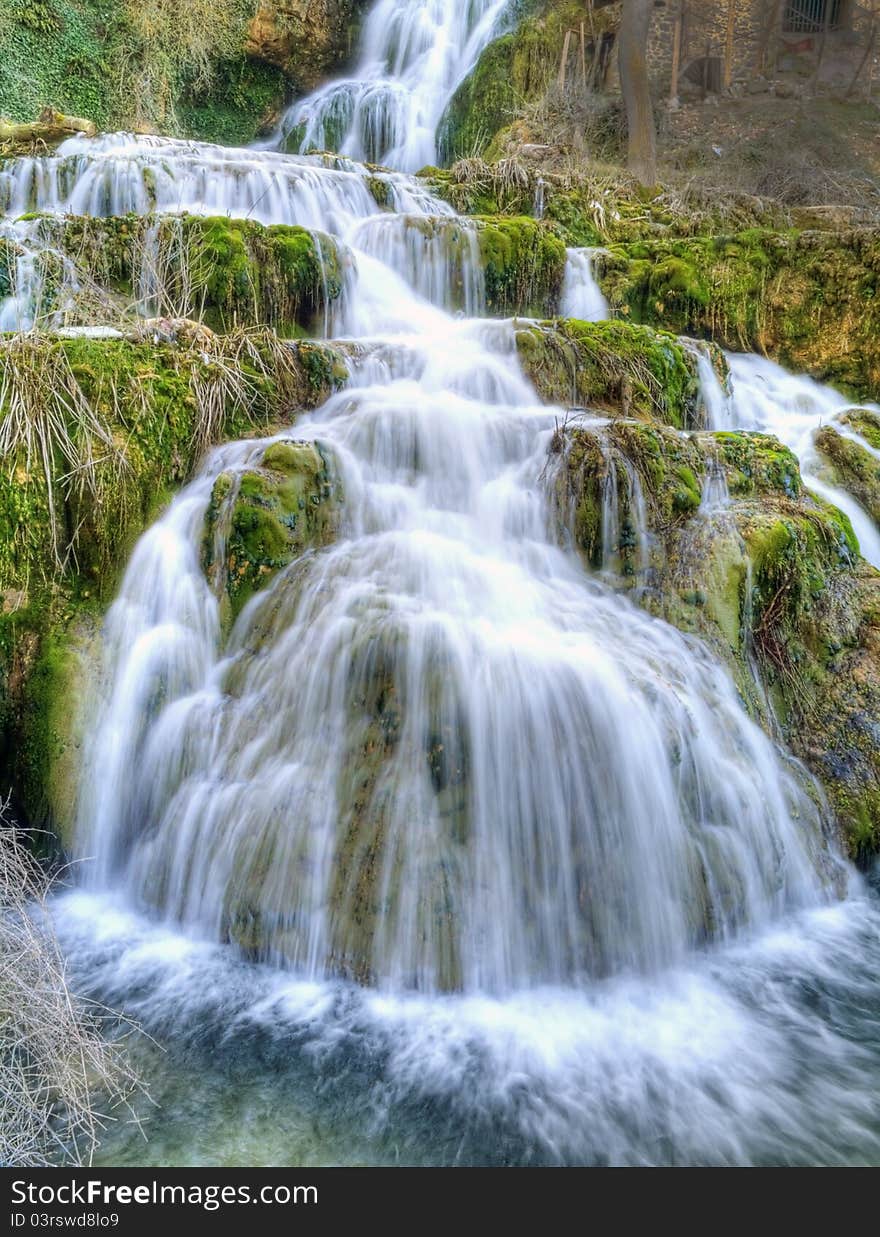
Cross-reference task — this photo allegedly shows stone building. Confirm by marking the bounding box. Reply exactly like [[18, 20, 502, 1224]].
[[646, 1, 874, 96], [585, 2, 875, 97]]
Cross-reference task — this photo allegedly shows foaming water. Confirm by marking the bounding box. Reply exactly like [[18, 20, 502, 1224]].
[[273, 0, 512, 169], [52, 880, 880, 1166], [724, 354, 880, 566], [4, 17, 878, 1165], [687, 340, 732, 430]]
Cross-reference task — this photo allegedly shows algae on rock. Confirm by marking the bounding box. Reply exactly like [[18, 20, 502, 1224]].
[[553, 415, 880, 861], [203, 438, 343, 627], [516, 318, 703, 429]]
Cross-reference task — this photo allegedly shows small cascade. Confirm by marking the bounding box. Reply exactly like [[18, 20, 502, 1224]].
[[0, 135, 445, 229], [274, 0, 513, 171], [534, 177, 546, 221], [348, 213, 485, 316], [724, 354, 880, 568], [699, 458, 731, 517], [598, 447, 652, 584], [0, 219, 42, 331], [560, 248, 609, 323], [684, 339, 732, 430]]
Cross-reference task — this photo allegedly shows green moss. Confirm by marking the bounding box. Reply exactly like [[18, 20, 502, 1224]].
[[517, 318, 699, 428], [555, 415, 880, 859], [438, 0, 615, 163], [178, 216, 341, 335], [0, 330, 349, 838], [815, 423, 880, 528], [841, 408, 880, 452], [602, 227, 880, 402], [20, 213, 342, 336], [476, 215, 566, 316], [203, 439, 342, 623], [177, 58, 289, 148]]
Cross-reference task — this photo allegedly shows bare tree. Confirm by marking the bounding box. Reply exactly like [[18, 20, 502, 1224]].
[[618, 0, 657, 184]]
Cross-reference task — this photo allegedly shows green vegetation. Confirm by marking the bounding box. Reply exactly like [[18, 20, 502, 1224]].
[[0, 329, 348, 835], [203, 438, 342, 626], [12, 213, 342, 336], [516, 318, 701, 428], [477, 216, 567, 316], [556, 413, 880, 861], [598, 228, 880, 402], [0, 0, 365, 146]]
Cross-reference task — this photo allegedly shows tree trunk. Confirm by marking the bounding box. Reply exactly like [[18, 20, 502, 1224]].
[[618, 0, 657, 185]]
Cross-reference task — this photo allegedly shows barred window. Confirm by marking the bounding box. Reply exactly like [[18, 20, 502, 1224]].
[[783, 0, 842, 32]]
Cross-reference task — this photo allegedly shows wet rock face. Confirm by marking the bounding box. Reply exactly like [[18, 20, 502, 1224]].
[[554, 417, 880, 862], [815, 410, 880, 530], [203, 438, 344, 626], [246, 1, 368, 93]]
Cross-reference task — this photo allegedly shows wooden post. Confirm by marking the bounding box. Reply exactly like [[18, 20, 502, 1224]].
[[586, 0, 600, 88], [813, 0, 834, 95], [723, 0, 736, 89], [846, 6, 878, 97], [754, 0, 783, 77], [670, 5, 683, 103], [580, 20, 587, 87], [559, 28, 572, 91]]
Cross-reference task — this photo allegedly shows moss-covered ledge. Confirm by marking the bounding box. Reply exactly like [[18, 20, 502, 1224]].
[[553, 418, 880, 860], [476, 216, 567, 316], [0, 328, 349, 843], [815, 410, 880, 530], [9, 212, 344, 337], [516, 318, 705, 429], [597, 227, 880, 402]]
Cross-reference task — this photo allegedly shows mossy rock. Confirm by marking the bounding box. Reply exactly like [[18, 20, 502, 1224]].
[[476, 215, 567, 316], [438, 0, 618, 163], [555, 418, 880, 860], [517, 318, 701, 428], [0, 329, 348, 845], [0, 1, 365, 145], [599, 227, 880, 403], [36, 212, 343, 337], [815, 420, 880, 529], [203, 438, 343, 625]]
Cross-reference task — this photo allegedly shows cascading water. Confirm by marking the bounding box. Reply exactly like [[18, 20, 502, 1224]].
[[560, 248, 609, 323], [273, 0, 513, 170], [2, 33, 880, 1165], [722, 353, 880, 568], [34, 135, 836, 997]]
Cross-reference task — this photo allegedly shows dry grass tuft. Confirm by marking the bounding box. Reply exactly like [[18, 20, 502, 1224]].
[[0, 805, 143, 1166]]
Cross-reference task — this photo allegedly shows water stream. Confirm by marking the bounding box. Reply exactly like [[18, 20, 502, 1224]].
[[273, 0, 513, 170], [2, 0, 880, 1168]]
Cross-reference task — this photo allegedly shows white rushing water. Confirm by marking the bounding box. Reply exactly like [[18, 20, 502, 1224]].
[[273, 0, 513, 170], [723, 354, 880, 568], [2, 15, 880, 1159], [27, 136, 833, 997], [560, 248, 609, 322]]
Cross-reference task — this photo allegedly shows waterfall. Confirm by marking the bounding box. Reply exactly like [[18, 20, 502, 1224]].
[[699, 459, 731, 516], [3, 26, 878, 1173], [560, 248, 609, 322], [273, 0, 513, 171], [14, 137, 827, 996], [723, 354, 880, 568]]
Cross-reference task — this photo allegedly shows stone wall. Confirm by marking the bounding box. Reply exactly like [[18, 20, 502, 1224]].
[[646, 1, 766, 95], [639, 1, 871, 97]]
